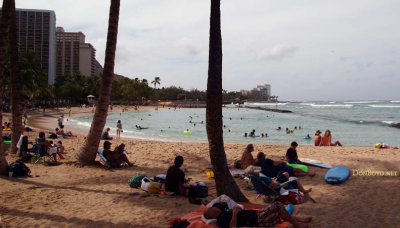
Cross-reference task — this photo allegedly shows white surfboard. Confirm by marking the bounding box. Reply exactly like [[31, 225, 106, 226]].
[[299, 158, 332, 169]]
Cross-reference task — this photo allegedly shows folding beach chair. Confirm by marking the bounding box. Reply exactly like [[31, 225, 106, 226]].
[[248, 174, 298, 200], [97, 149, 111, 168], [29, 142, 56, 164]]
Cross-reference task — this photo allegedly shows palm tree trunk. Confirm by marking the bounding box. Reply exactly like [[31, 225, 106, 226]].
[[75, 0, 120, 164], [0, 0, 11, 175], [206, 0, 248, 202], [8, 0, 22, 154]]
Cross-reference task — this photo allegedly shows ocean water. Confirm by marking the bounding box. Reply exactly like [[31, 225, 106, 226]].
[[66, 100, 400, 147]]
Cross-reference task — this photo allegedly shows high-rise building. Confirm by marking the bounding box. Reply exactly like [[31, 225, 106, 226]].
[[79, 43, 96, 76], [2, 9, 57, 84], [56, 27, 97, 77]]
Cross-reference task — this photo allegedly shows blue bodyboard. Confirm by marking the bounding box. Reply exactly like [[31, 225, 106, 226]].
[[325, 166, 350, 184]]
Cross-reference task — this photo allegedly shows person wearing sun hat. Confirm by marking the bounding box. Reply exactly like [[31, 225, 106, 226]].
[[314, 130, 322, 146]]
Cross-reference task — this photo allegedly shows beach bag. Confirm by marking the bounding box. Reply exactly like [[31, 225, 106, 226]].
[[279, 189, 303, 205], [128, 174, 147, 188], [147, 182, 162, 194], [234, 160, 242, 169], [141, 177, 153, 191], [8, 160, 31, 177], [154, 174, 166, 183], [185, 182, 208, 198]]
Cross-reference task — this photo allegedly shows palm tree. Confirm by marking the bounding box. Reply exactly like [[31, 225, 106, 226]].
[[75, 0, 120, 165], [206, 0, 248, 202], [0, 0, 11, 175], [8, 0, 23, 154], [151, 76, 160, 88]]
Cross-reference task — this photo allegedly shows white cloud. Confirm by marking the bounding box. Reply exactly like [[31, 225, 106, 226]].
[[15, 0, 400, 101], [256, 45, 298, 61]]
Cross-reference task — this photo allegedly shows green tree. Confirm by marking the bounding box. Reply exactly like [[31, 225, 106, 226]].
[[76, 0, 120, 164], [151, 76, 160, 88], [206, 0, 248, 202]]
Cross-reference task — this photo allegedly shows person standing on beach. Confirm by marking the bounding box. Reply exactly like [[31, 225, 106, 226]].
[[116, 120, 122, 139], [57, 115, 64, 128]]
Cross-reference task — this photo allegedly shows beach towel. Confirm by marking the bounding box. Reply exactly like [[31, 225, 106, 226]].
[[179, 203, 298, 228]]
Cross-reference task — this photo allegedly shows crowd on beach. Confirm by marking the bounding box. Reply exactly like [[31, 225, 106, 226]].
[[2, 106, 348, 228]]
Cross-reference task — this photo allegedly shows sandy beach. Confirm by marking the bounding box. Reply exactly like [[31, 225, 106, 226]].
[[1, 107, 399, 227]]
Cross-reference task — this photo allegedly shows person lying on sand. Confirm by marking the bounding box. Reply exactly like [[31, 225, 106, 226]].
[[319, 130, 342, 147], [203, 195, 312, 228], [165, 156, 185, 195], [259, 173, 316, 203], [102, 141, 133, 168], [255, 152, 315, 178]]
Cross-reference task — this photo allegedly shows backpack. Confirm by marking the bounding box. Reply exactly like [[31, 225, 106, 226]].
[[8, 160, 31, 177], [49, 133, 58, 139], [128, 174, 147, 188], [184, 182, 208, 198]]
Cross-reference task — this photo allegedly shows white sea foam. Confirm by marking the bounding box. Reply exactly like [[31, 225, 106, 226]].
[[246, 102, 288, 106], [390, 101, 400, 103], [381, 121, 395, 125], [344, 101, 378, 104], [299, 103, 314, 106], [329, 101, 336, 104], [75, 121, 92, 128], [369, 105, 400, 108], [310, 104, 353, 108]]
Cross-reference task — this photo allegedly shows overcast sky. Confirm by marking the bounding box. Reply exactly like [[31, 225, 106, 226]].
[[17, 0, 400, 101]]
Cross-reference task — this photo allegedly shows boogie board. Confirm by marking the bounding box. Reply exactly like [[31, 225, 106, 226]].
[[287, 163, 308, 172], [300, 158, 332, 169], [325, 166, 350, 184], [97, 149, 111, 168]]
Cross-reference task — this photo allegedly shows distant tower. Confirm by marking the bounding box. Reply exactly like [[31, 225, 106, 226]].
[[7, 9, 57, 85], [56, 27, 97, 77]]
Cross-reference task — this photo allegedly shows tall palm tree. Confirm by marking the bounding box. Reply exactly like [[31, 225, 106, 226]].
[[75, 0, 120, 164], [0, 0, 11, 175], [151, 76, 160, 88], [8, 0, 23, 154], [206, 0, 248, 202]]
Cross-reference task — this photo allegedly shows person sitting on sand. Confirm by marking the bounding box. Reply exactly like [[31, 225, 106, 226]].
[[256, 152, 314, 178], [101, 128, 113, 140], [286, 141, 302, 164], [58, 125, 75, 138], [203, 195, 312, 228], [240, 144, 255, 170], [37, 132, 64, 162], [314, 130, 322, 146], [165, 156, 185, 195], [319, 130, 342, 147], [102, 141, 133, 168]]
